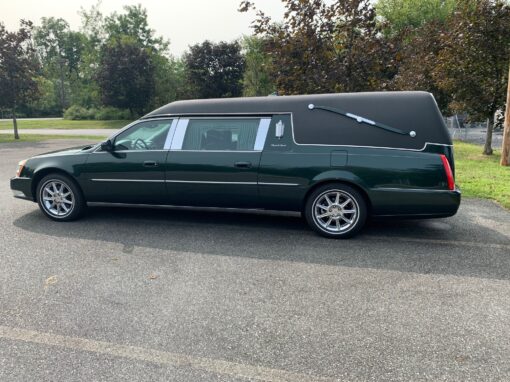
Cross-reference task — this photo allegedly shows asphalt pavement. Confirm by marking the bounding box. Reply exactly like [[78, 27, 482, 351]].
[[1, 140, 510, 381]]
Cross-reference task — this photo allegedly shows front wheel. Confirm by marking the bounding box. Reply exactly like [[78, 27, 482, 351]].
[[304, 183, 367, 239], [36, 173, 86, 221]]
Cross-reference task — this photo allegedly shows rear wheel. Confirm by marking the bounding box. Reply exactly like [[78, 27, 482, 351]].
[[36, 174, 86, 221], [305, 183, 367, 239]]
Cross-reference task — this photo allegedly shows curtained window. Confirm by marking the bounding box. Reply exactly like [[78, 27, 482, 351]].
[[182, 118, 260, 151]]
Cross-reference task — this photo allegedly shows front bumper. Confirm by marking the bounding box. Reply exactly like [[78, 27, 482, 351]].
[[10, 177, 34, 201]]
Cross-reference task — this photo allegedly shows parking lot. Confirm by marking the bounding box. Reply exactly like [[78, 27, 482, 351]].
[[1, 140, 510, 381]]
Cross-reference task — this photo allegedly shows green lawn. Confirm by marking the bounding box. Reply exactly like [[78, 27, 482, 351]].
[[0, 134, 103, 144], [454, 141, 510, 209], [0, 119, 130, 130]]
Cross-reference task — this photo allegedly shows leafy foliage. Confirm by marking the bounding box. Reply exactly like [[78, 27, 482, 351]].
[[376, 0, 457, 35], [96, 37, 155, 116], [240, 0, 393, 95], [434, 0, 510, 154], [0, 20, 40, 138], [184, 40, 245, 98]]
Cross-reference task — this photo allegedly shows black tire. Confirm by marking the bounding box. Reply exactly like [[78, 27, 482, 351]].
[[304, 183, 367, 239], [36, 173, 86, 221]]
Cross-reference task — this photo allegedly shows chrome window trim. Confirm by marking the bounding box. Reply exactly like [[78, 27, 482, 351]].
[[170, 119, 189, 150], [163, 119, 179, 150], [254, 118, 271, 151]]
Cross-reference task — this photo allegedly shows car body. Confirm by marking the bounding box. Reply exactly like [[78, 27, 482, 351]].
[[11, 91, 460, 238]]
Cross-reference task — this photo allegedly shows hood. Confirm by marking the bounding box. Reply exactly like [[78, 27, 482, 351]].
[[31, 144, 98, 158]]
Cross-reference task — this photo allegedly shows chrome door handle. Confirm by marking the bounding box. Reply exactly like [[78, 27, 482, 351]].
[[234, 161, 252, 168], [143, 161, 158, 167]]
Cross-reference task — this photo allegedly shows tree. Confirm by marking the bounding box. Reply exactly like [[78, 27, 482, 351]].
[[242, 36, 275, 96], [96, 37, 155, 116], [34, 17, 87, 111], [387, 21, 451, 112], [104, 4, 168, 53], [501, 62, 510, 166], [435, 0, 510, 155], [376, 0, 457, 35], [184, 40, 245, 99], [0, 21, 39, 139], [240, 0, 392, 95]]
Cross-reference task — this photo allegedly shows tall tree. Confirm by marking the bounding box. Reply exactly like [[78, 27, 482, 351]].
[[242, 36, 275, 96], [104, 4, 168, 53], [96, 37, 155, 116], [34, 17, 87, 111], [240, 0, 392, 95], [435, 0, 510, 155], [184, 40, 245, 99], [0, 21, 39, 139]]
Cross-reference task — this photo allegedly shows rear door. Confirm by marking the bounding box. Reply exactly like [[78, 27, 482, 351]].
[[165, 117, 270, 208], [82, 119, 175, 204]]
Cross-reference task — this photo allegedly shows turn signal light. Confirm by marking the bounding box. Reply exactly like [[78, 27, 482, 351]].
[[16, 159, 27, 177]]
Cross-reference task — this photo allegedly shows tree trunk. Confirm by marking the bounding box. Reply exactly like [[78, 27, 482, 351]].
[[483, 117, 494, 155], [12, 110, 19, 140], [500, 62, 510, 166]]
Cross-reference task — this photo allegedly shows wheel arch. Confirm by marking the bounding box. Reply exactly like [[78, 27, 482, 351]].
[[31, 168, 83, 202], [302, 179, 372, 215]]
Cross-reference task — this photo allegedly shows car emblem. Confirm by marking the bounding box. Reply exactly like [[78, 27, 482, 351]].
[[275, 120, 285, 138]]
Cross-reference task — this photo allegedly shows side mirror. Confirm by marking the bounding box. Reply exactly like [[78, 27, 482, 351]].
[[100, 139, 114, 152]]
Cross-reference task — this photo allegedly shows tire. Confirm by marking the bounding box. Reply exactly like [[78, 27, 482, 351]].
[[36, 173, 86, 221], [304, 183, 367, 239]]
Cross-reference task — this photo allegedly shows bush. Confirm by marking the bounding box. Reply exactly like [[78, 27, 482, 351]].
[[64, 105, 131, 120], [95, 106, 131, 120], [63, 105, 94, 120]]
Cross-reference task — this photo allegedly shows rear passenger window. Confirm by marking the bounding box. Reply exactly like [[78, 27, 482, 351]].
[[182, 118, 261, 151]]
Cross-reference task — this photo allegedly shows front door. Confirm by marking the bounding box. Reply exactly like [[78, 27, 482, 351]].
[[82, 119, 175, 204], [165, 117, 270, 208]]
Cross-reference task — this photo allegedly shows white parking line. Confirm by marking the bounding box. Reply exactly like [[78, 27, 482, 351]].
[[0, 325, 336, 382]]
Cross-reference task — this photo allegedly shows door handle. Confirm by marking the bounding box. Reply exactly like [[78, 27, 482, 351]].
[[234, 161, 252, 168], [143, 161, 158, 167]]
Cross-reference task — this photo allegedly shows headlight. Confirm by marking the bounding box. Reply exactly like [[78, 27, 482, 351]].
[[16, 159, 27, 177]]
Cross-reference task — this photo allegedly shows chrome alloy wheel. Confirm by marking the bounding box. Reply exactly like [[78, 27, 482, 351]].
[[40, 180, 75, 218], [312, 189, 359, 234]]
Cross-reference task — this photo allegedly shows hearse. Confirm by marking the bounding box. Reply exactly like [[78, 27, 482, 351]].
[[10, 92, 460, 238]]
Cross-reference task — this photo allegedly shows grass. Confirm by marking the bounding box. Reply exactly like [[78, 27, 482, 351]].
[[0, 134, 103, 144], [454, 140, 510, 209], [0, 119, 130, 130]]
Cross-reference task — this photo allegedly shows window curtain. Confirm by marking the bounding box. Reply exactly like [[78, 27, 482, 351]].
[[182, 119, 260, 150]]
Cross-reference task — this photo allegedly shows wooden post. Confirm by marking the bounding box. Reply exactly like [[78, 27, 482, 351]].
[[501, 62, 510, 166]]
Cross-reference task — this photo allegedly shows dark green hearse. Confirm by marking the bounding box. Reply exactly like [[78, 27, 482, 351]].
[[10, 92, 460, 238]]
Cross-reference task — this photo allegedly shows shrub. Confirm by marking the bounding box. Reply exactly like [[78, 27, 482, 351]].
[[64, 105, 131, 120], [95, 106, 131, 120], [64, 105, 92, 120]]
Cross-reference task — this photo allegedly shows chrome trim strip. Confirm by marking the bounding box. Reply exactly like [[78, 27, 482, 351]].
[[174, 150, 261, 153], [254, 118, 271, 151], [166, 180, 257, 185], [91, 179, 165, 183], [163, 119, 179, 150], [258, 182, 299, 186], [171, 119, 189, 150], [374, 187, 453, 193]]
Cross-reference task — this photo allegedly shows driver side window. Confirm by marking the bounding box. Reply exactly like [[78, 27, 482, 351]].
[[113, 120, 173, 151]]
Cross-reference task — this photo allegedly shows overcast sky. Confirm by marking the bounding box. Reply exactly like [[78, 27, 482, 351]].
[[1, 0, 287, 56]]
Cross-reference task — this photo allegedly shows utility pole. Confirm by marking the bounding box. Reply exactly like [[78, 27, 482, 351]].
[[501, 62, 510, 166]]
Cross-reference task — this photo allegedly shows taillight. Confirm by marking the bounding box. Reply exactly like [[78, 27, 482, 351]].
[[440, 154, 455, 191]]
